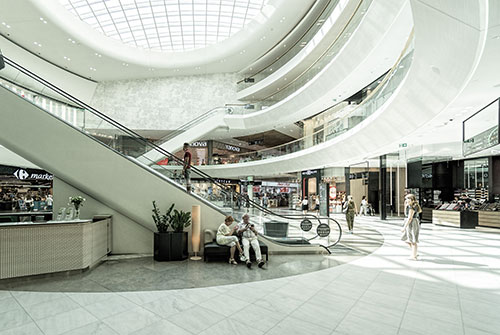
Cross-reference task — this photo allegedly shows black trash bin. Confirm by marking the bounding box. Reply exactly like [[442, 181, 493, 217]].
[[263, 221, 288, 238]]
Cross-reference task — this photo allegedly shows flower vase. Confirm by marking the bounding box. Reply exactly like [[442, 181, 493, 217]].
[[74, 206, 80, 220]]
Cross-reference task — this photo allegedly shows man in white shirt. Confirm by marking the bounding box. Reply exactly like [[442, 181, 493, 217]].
[[238, 214, 265, 269]]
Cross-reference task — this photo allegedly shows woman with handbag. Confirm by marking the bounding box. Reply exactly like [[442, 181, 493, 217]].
[[401, 194, 422, 260], [343, 195, 357, 234]]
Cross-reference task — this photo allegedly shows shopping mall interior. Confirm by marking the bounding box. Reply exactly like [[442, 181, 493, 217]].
[[0, 0, 499, 334]]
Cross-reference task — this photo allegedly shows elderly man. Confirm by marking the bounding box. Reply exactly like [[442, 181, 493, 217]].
[[238, 214, 265, 269]]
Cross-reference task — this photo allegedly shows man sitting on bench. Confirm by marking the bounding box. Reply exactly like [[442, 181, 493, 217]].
[[238, 214, 265, 269]]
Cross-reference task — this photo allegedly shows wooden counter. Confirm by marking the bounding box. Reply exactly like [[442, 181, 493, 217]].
[[0, 216, 111, 280], [432, 210, 477, 229], [477, 211, 500, 228]]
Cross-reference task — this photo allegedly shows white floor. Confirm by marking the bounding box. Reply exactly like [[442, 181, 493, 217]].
[[1, 216, 500, 335]]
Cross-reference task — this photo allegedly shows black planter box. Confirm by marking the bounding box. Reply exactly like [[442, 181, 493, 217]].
[[154, 232, 188, 261]]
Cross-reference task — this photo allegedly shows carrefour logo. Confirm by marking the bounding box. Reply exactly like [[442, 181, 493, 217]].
[[13, 169, 53, 181], [14, 169, 29, 180]]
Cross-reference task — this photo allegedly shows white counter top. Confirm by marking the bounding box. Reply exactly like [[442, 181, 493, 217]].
[[0, 219, 91, 227]]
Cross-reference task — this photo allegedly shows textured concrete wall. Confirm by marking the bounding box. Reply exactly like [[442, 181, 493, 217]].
[[90, 73, 240, 130]]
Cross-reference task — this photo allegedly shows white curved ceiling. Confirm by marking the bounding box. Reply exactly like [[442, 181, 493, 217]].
[[0, 0, 315, 80], [59, 0, 267, 52]]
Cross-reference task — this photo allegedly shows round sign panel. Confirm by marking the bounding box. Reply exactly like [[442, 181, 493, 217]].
[[316, 223, 331, 237], [300, 219, 312, 232]]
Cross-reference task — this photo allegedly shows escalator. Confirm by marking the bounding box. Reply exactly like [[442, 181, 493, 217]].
[[0, 55, 342, 254]]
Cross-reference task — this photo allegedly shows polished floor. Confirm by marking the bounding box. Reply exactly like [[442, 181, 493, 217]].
[[1, 215, 499, 334], [0, 221, 382, 293]]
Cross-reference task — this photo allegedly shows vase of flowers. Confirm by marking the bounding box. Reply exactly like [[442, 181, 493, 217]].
[[69, 196, 86, 220]]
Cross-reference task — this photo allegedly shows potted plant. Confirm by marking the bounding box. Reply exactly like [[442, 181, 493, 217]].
[[152, 202, 191, 261], [169, 209, 191, 261], [152, 201, 174, 261]]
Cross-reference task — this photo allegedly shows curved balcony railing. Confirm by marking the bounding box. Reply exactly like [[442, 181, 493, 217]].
[[234, 0, 371, 108], [218, 34, 415, 164], [236, 0, 343, 90]]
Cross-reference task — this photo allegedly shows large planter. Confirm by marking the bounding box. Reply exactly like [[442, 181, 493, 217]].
[[154, 232, 188, 261]]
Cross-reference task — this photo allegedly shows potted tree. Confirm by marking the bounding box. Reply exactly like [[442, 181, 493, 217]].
[[169, 209, 191, 261], [152, 201, 174, 261]]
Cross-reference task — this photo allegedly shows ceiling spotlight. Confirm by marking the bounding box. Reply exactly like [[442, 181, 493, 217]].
[[94, 53, 102, 57], [39, 17, 47, 24], [2, 22, 11, 28], [122, 63, 129, 66], [63, 56, 71, 61], [89, 67, 97, 71], [33, 41, 42, 47]]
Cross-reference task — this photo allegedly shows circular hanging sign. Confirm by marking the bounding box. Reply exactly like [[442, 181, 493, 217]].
[[316, 223, 331, 237], [300, 219, 312, 232]]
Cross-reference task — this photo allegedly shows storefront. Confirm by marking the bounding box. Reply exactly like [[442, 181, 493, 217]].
[[0, 164, 53, 221], [407, 155, 500, 228], [260, 181, 299, 208]]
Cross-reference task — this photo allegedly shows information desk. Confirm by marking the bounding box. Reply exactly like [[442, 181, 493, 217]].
[[432, 210, 478, 229], [0, 217, 111, 280]]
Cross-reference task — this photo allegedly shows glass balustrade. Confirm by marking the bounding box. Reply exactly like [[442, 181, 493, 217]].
[[234, 0, 372, 109], [229, 37, 414, 163], [236, 0, 343, 91]]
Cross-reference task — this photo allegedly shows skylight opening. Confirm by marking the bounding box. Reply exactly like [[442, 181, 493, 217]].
[[59, 0, 267, 52]]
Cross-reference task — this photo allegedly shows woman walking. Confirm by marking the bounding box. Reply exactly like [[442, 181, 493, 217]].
[[401, 194, 422, 260], [343, 195, 357, 234]]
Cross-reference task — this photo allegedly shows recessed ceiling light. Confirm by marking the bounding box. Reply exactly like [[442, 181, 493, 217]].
[[89, 67, 97, 71], [33, 42, 42, 47], [2, 22, 11, 28], [94, 53, 102, 57], [63, 56, 71, 61], [39, 17, 47, 24]]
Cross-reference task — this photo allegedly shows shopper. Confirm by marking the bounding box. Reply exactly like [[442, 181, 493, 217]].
[[315, 196, 320, 214], [401, 194, 422, 260], [182, 143, 192, 192], [343, 195, 357, 234], [301, 197, 308, 214], [216, 216, 246, 264], [360, 196, 368, 215], [238, 214, 265, 269]]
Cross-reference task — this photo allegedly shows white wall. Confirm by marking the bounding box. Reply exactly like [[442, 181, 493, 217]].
[[53, 177, 153, 254], [0, 145, 39, 169], [90, 73, 240, 130], [0, 35, 97, 103]]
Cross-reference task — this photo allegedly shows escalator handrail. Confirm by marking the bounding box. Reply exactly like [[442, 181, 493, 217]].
[[3, 55, 343, 250]]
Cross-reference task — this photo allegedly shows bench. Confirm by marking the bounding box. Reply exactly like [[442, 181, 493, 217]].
[[203, 229, 268, 262]]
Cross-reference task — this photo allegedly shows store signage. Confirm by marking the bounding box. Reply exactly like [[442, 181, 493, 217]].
[[301, 169, 319, 177], [262, 181, 299, 188], [224, 144, 241, 152], [329, 186, 337, 200], [13, 169, 53, 181], [316, 223, 331, 237], [300, 219, 312, 232], [192, 141, 207, 147], [215, 178, 237, 184]]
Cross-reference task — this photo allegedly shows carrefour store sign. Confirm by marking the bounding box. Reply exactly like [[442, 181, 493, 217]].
[[14, 169, 53, 181]]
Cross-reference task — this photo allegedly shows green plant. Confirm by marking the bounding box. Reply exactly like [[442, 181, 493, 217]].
[[69, 196, 86, 210], [152, 201, 174, 233], [170, 209, 191, 233]]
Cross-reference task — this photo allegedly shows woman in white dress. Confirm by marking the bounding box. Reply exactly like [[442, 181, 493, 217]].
[[401, 194, 422, 260], [216, 216, 245, 264]]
